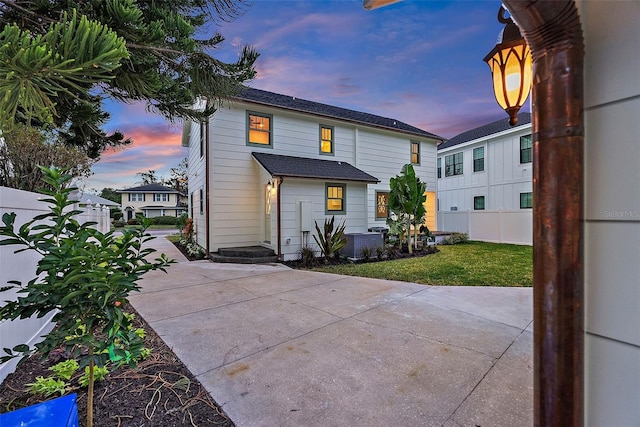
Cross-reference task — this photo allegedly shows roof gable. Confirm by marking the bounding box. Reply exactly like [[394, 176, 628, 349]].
[[252, 152, 379, 183], [119, 183, 181, 193], [235, 87, 443, 142], [438, 112, 532, 150]]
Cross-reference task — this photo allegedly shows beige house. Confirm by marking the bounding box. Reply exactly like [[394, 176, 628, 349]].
[[118, 183, 186, 220]]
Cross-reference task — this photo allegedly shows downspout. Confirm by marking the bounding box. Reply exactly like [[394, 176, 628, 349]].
[[204, 101, 211, 256], [503, 1, 585, 426], [276, 177, 283, 261]]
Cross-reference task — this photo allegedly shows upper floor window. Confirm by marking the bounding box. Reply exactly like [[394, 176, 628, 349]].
[[247, 112, 272, 147], [129, 193, 144, 202], [445, 152, 463, 177], [199, 121, 205, 157], [473, 147, 485, 172], [474, 196, 485, 210], [520, 192, 533, 209], [437, 158, 442, 179], [153, 193, 169, 202], [320, 125, 334, 155], [375, 191, 390, 219], [520, 134, 532, 164], [411, 141, 420, 164], [326, 183, 346, 214]]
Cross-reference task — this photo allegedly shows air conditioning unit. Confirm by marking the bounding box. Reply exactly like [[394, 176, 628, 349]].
[[343, 232, 384, 259]]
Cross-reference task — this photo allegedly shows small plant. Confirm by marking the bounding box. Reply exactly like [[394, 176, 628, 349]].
[[79, 365, 109, 387], [376, 246, 385, 260], [127, 217, 141, 225], [49, 359, 79, 380], [27, 376, 68, 397], [440, 232, 469, 245], [360, 246, 371, 262], [185, 242, 206, 258], [298, 246, 317, 268], [313, 216, 347, 260]]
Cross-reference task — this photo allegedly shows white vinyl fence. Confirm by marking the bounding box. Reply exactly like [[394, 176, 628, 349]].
[[437, 209, 532, 245], [0, 186, 110, 382]]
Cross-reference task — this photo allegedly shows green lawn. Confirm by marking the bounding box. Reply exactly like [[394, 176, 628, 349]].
[[311, 241, 532, 287]]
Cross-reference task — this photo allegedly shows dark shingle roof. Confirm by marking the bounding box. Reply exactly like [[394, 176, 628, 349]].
[[252, 152, 379, 183], [438, 112, 532, 150], [235, 87, 444, 141], [119, 183, 180, 193]]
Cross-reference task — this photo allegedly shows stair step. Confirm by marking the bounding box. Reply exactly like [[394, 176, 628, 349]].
[[212, 246, 278, 264]]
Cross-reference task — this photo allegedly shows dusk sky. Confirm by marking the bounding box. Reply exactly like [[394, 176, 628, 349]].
[[85, 0, 530, 192]]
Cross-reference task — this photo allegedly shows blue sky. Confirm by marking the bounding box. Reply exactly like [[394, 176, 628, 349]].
[[86, 0, 529, 191]]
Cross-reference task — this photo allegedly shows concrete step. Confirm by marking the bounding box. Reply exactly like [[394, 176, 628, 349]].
[[211, 246, 278, 264]]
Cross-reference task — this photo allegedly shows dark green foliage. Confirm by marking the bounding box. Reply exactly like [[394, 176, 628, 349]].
[[298, 246, 317, 268], [313, 216, 347, 260], [176, 213, 188, 232], [150, 216, 178, 225], [1, 0, 259, 158], [127, 217, 141, 226]]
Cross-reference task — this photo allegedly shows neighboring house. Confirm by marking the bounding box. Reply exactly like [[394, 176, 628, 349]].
[[436, 112, 533, 244], [183, 87, 444, 261], [118, 183, 187, 220]]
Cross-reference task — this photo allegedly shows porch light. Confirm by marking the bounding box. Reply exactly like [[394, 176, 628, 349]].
[[483, 6, 532, 126], [266, 179, 274, 192]]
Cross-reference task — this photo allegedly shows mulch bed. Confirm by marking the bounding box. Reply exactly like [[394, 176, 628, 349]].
[[0, 304, 233, 427]]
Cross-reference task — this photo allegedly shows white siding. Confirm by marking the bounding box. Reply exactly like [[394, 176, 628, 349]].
[[187, 119, 207, 248], [581, 1, 640, 424], [195, 101, 440, 257], [437, 125, 532, 213]]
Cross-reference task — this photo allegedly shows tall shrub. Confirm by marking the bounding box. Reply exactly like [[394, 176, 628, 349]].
[[0, 167, 173, 427], [388, 164, 427, 254]]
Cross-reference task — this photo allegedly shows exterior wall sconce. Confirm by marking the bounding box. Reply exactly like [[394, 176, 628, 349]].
[[266, 179, 275, 192], [483, 6, 532, 126]]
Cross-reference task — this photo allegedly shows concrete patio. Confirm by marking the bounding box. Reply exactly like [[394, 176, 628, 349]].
[[130, 232, 533, 426]]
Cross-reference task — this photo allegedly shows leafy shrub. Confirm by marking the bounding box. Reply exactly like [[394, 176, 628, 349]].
[[360, 246, 371, 262], [313, 216, 347, 260], [112, 220, 126, 228], [298, 246, 317, 268], [0, 167, 173, 426], [27, 376, 67, 397], [49, 359, 79, 380], [152, 215, 178, 225], [111, 209, 122, 220], [185, 242, 206, 259], [376, 246, 385, 260], [127, 217, 141, 225], [440, 232, 469, 245], [176, 213, 188, 232]]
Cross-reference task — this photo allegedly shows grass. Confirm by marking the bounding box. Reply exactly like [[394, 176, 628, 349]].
[[311, 241, 532, 287]]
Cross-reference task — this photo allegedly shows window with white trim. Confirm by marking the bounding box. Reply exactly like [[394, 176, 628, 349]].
[[153, 193, 169, 202], [445, 152, 463, 176], [129, 193, 144, 202]]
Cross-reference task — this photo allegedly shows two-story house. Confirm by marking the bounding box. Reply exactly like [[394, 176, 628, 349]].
[[118, 183, 187, 220], [182, 87, 443, 261], [437, 112, 532, 244]]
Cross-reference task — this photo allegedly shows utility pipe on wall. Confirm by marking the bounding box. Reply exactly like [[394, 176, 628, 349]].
[[503, 1, 585, 425]]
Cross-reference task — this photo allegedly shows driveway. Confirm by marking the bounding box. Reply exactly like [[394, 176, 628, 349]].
[[130, 235, 533, 426]]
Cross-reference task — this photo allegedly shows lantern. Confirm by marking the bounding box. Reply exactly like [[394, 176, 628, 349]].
[[483, 6, 532, 126]]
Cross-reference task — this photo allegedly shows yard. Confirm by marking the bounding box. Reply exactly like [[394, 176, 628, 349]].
[[311, 241, 533, 287]]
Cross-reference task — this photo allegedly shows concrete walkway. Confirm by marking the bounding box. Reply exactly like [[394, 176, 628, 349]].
[[131, 232, 533, 427]]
